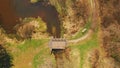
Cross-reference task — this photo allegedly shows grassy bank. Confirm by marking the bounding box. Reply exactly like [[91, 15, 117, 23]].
[[17, 39, 48, 52]]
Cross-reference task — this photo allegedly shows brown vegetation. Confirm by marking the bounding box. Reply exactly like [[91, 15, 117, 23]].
[[15, 20, 39, 40], [52, 48, 71, 68], [99, 0, 120, 62], [62, 0, 91, 36], [81, 0, 120, 68]]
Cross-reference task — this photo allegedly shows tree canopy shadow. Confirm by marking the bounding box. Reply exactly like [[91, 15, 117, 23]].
[[0, 44, 13, 68]]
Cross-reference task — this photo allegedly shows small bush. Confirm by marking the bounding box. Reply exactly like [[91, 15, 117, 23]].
[[15, 17, 47, 40]]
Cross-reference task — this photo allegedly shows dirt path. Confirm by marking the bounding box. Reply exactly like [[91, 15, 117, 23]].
[[68, 0, 99, 44], [68, 30, 93, 43]]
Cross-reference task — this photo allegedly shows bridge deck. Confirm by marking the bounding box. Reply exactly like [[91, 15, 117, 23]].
[[49, 38, 67, 49]]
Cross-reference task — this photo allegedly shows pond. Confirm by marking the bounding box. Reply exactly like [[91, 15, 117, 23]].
[[0, 0, 61, 38]]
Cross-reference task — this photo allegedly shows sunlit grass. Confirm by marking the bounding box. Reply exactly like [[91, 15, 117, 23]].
[[30, 0, 38, 3], [17, 39, 49, 51]]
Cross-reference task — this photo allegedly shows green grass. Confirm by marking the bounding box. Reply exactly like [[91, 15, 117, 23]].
[[6, 38, 51, 68], [33, 46, 56, 68], [71, 30, 99, 68], [33, 48, 46, 68], [17, 39, 49, 51]]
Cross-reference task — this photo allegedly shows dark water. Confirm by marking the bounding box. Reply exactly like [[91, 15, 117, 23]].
[[0, 0, 18, 33], [0, 0, 61, 38]]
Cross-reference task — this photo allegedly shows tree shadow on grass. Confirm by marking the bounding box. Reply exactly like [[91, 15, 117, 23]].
[[0, 44, 13, 68]]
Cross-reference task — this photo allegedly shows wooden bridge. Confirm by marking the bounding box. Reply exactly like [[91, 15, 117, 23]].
[[49, 38, 67, 50]]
